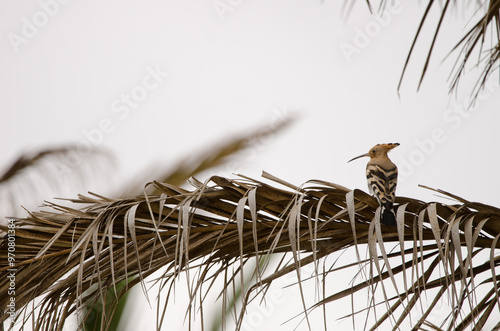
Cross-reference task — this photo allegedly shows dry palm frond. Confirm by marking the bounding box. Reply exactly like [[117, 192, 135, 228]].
[[1, 173, 500, 330], [360, 0, 499, 102], [105, 115, 295, 330], [119, 114, 295, 197], [0, 146, 114, 222], [447, 0, 500, 101], [398, 0, 500, 100]]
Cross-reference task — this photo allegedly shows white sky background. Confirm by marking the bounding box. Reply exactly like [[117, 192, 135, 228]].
[[1, 0, 500, 330]]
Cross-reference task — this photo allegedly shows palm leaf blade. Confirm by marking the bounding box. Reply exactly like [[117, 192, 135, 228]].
[[1, 174, 500, 330]]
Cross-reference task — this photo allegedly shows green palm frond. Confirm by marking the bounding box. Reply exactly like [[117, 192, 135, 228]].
[[1, 172, 500, 330]]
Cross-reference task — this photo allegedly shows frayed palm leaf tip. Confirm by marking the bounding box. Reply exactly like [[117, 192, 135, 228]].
[[2, 173, 500, 330]]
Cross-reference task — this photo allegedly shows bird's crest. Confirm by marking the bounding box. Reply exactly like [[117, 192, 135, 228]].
[[348, 143, 400, 163], [374, 143, 400, 150]]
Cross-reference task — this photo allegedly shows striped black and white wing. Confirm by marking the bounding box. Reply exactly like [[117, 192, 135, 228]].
[[365, 164, 398, 209], [386, 165, 398, 206]]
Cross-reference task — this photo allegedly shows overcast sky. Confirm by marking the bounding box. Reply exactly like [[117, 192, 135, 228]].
[[1, 1, 500, 330]]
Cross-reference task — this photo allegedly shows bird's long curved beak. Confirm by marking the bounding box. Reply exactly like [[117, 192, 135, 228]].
[[347, 153, 369, 163]]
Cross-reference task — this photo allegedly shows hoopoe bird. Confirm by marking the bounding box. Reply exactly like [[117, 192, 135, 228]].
[[348, 143, 399, 226]]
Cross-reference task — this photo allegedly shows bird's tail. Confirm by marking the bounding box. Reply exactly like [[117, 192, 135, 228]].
[[381, 206, 397, 226]]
